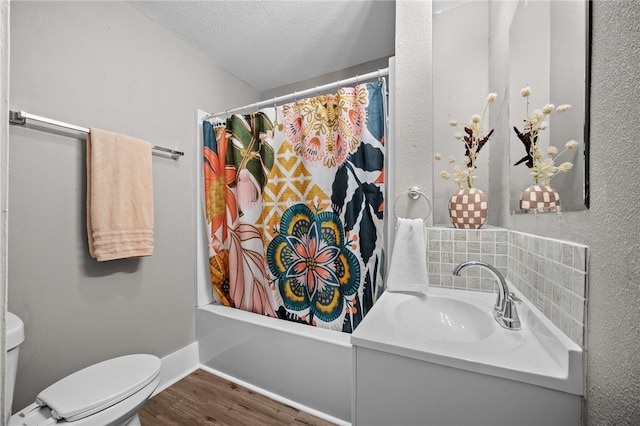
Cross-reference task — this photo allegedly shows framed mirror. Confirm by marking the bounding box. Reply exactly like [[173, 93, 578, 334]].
[[433, 0, 590, 224], [508, 0, 590, 213]]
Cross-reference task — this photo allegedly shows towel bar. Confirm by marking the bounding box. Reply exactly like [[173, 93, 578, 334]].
[[393, 186, 432, 221], [9, 110, 184, 160]]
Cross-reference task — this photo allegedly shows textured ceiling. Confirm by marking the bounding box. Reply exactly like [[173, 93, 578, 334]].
[[128, 1, 396, 92]]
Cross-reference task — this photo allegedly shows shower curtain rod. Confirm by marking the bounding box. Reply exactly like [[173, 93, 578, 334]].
[[8, 110, 185, 159], [205, 67, 389, 120]]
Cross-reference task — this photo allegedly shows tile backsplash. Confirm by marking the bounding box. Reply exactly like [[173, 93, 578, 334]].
[[427, 227, 509, 292], [425, 226, 588, 347]]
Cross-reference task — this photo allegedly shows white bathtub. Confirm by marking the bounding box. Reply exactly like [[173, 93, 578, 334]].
[[196, 303, 352, 424], [194, 115, 352, 425]]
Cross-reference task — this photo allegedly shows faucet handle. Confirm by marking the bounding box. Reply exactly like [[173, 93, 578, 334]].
[[508, 292, 522, 303], [501, 292, 522, 331]]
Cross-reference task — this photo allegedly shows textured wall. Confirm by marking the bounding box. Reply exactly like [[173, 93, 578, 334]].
[[505, 1, 640, 424], [0, 2, 9, 423], [454, 0, 640, 422], [395, 0, 433, 225], [7, 1, 257, 411]]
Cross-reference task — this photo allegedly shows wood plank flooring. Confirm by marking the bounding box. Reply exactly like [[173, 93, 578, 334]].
[[139, 369, 338, 426]]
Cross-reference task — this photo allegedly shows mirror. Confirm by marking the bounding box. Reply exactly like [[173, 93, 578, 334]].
[[432, 0, 590, 223], [509, 0, 590, 213]]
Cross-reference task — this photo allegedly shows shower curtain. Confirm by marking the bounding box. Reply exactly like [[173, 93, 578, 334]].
[[203, 82, 385, 332]]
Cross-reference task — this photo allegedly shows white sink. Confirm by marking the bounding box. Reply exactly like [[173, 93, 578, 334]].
[[394, 294, 493, 343], [351, 286, 584, 396]]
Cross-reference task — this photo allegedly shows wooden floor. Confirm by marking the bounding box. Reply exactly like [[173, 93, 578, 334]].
[[139, 369, 338, 425]]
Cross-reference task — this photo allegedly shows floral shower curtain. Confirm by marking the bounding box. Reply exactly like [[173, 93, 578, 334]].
[[203, 82, 385, 332]]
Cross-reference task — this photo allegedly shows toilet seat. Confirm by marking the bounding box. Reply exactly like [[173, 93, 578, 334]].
[[11, 354, 161, 426]]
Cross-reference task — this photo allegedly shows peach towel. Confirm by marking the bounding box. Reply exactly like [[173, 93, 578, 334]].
[[87, 128, 154, 261]]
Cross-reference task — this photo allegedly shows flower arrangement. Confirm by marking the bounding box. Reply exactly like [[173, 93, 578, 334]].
[[513, 86, 578, 186], [436, 93, 496, 190]]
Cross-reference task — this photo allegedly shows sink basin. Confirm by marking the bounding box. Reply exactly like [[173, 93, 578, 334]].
[[352, 286, 584, 396], [394, 295, 493, 343]]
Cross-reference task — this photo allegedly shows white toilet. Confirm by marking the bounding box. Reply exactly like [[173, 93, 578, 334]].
[[6, 312, 161, 426]]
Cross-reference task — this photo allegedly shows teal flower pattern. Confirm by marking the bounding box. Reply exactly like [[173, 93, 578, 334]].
[[267, 204, 360, 325]]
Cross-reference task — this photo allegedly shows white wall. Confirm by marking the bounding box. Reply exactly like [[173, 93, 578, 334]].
[[1, 1, 10, 423], [432, 0, 490, 224], [397, 1, 640, 424], [7, 0, 257, 411], [259, 57, 391, 101], [395, 0, 433, 225]]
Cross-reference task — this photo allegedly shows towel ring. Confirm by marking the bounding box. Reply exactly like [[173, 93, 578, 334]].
[[393, 186, 432, 221]]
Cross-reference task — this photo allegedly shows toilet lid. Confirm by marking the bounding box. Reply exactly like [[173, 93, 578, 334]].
[[36, 354, 161, 422]]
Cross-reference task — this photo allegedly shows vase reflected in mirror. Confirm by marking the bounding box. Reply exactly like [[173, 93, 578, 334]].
[[520, 185, 560, 213]]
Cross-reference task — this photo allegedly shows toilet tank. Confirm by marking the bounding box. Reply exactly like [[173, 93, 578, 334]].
[[6, 312, 25, 424]]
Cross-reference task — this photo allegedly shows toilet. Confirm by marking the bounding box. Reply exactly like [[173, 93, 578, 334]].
[[6, 312, 161, 426]]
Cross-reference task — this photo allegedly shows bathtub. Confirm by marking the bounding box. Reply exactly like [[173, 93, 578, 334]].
[[196, 303, 352, 425], [194, 112, 351, 425]]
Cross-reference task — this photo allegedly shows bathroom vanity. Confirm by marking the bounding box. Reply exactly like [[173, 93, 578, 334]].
[[350, 287, 583, 426]]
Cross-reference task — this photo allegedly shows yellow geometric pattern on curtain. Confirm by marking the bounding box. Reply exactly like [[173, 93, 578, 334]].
[[261, 138, 329, 243]]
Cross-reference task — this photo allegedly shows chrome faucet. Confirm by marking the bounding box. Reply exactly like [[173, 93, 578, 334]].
[[453, 260, 522, 331]]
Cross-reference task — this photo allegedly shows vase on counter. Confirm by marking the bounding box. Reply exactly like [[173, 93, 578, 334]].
[[448, 188, 488, 229]]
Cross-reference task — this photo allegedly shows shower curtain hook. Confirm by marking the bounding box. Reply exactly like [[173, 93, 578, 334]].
[[356, 74, 359, 85], [294, 90, 297, 101], [377, 69, 382, 82], [272, 96, 277, 108]]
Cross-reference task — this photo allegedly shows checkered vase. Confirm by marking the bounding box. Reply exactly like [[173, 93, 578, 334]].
[[448, 188, 488, 229], [519, 185, 560, 213]]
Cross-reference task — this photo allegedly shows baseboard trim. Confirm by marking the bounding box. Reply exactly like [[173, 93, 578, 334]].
[[151, 343, 348, 425], [198, 365, 350, 426], [154, 342, 199, 396]]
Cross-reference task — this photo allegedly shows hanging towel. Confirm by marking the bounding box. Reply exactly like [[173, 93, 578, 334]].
[[87, 128, 154, 261], [386, 218, 429, 293]]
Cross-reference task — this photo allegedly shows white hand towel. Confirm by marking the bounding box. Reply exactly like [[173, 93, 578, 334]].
[[386, 218, 429, 293]]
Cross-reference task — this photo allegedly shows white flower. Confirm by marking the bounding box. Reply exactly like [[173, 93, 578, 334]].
[[452, 165, 463, 186], [557, 162, 573, 173], [514, 86, 576, 187], [565, 140, 578, 149], [443, 91, 495, 189], [537, 158, 556, 175], [440, 170, 451, 179], [533, 110, 544, 122], [435, 153, 442, 161]]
